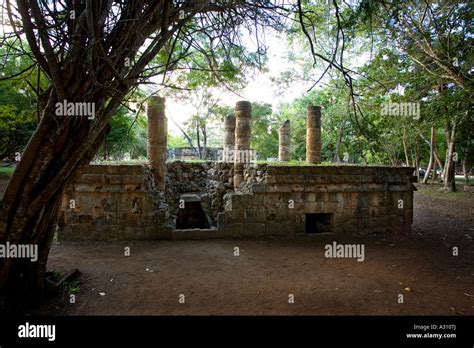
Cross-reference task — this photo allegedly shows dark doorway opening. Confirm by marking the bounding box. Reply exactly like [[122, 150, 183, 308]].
[[305, 213, 333, 234], [176, 201, 210, 229]]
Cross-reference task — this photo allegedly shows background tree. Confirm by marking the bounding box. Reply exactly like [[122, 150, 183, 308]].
[[347, 0, 473, 190], [249, 102, 276, 160], [278, 0, 472, 178]]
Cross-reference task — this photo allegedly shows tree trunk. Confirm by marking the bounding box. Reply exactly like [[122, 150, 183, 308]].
[[103, 142, 108, 161], [196, 120, 202, 159], [402, 128, 410, 166], [461, 156, 469, 184], [423, 127, 436, 184], [443, 121, 457, 192], [434, 151, 444, 180], [440, 151, 447, 181], [333, 120, 345, 162], [0, 86, 120, 310], [170, 118, 197, 152], [414, 147, 420, 181], [202, 125, 207, 160]]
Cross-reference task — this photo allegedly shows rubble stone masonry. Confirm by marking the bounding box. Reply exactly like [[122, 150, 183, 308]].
[[59, 163, 415, 240]]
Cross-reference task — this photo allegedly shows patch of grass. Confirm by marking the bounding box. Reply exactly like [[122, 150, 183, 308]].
[[51, 270, 62, 282], [91, 160, 147, 165], [177, 159, 208, 163], [257, 160, 315, 166], [0, 166, 15, 177], [65, 280, 81, 294], [260, 161, 396, 167], [415, 183, 473, 200]]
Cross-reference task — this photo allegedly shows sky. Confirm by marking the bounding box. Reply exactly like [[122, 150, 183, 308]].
[[161, 29, 370, 136], [162, 30, 312, 135]]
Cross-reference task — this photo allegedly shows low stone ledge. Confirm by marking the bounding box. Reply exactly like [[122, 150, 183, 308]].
[[86, 164, 145, 175], [172, 228, 222, 240]]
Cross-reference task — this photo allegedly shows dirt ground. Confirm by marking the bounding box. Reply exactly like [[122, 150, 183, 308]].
[[30, 183, 473, 315]]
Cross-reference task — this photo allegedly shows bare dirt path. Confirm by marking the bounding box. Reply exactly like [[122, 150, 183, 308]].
[[36, 184, 474, 315]]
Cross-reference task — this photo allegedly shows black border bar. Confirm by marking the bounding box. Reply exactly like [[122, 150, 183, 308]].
[[0, 315, 472, 345]]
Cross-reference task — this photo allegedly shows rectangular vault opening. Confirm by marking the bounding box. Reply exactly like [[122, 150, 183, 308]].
[[305, 213, 333, 234]]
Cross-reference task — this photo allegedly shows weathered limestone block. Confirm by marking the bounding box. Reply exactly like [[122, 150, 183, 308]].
[[245, 223, 266, 237], [230, 223, 244, 237], [147, 96, 167, 191], [278, 120, 291, 161], [60, 153, 417, 240], [234, 101, 251, 190], [305, 193, 316, 202], [306, 106, 322, 163]]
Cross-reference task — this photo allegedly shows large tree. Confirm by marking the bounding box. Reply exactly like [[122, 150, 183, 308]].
[[0, 0, 291, 309], [349, 0, 473, 190], [289, 0, 473, 173]]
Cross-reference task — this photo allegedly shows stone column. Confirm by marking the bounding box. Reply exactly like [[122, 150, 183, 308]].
[[223, 115, 235, 161], [233, 101, 251, 190], [147, 96, 167, 191], [279, 120, 291, 161], [306, 105, 321, 164]]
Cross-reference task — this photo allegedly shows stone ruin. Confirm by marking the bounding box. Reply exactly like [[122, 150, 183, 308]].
[[58, 97, 416, 240]]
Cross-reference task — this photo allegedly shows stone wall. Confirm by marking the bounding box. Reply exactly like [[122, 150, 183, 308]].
[[165, 161, 232, 227], [164, 161, 266, 225], [58, 165, 172, 241], [59, 161, 267, 240], [58, 162, 416, 240], [217, 165, 416, 237]]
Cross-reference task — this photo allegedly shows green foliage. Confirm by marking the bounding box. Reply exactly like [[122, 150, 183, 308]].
[[0, 167, 15, 178], [250, 102, 278, 160], [51, 270, 62, 282], [96, 106, 147, 160], [65, 280, 80, 294], [0, 42, 47, 159], [168, 134, 189, 149], [0, 106, 36, 159], [277, 0, 473, 168]]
